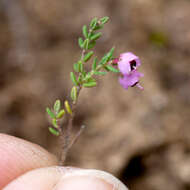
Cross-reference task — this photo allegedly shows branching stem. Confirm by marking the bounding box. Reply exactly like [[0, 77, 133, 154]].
[[53, 17, 112, 165]]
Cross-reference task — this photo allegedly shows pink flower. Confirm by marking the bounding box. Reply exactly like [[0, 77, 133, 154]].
[[119, 70, 144, 90], [113, 52, 143, 90], [118, 52, 141, 75]]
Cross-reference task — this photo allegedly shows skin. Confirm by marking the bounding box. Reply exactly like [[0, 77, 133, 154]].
[[0, 133, 127, 190]]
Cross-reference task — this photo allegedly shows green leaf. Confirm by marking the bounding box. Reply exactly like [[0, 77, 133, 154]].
[[71, 86, 77, 102], [93, 57, 98, 64], [83, 74, 96, 84], [49, 127, 59, 136], [83, 39, 89, 49], [83, 81, 97, 87], [52, 118, 58, 128], [87, 41, 96, 49], [94, 71, 107, 75], [100, 16, 109, 24], [83, 51, 94, 62], [78, 75, 82, 83], [82, 25, 88, 38], [90, 17, 98, 29], [70, 72, 78, 86], [64, 100, 72, 114], [99, 56, 108, 65], [90, 32, 102, 41], [46, 107, 56, 119], [85, 77, 96, 83], [56, 109, 65, 118], [83, 72, 91, 81], [81, 71, 87, 78], [99, 47, 115, 65], [73, 63, 79, 72], [104, 66, 110, 71], [105, 65, 120, 73], [54, 100, 61, 114], [106, 47, 115, 61], [88, 31, 94, 38], [93, 57, 98, 68], [92, 62, 97, 70], [94, 24, 103, 30], [78, 61, 84, 72], [78, 37, 84, 48]]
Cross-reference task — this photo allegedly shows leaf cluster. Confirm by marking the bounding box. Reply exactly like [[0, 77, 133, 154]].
[[46, 99, 72, 136], [70, 17, 119, 89], [78, 16, 109, 50], [46, 16, 120, 137]]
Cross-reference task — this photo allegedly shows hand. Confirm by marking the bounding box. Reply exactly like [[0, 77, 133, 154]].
[[0, 133, 128, 190]]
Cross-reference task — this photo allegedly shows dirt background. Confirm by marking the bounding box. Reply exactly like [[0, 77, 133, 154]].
[[0, 0, 190, 189]]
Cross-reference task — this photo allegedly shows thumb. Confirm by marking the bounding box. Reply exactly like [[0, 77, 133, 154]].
[[3, 167, 128, 190]]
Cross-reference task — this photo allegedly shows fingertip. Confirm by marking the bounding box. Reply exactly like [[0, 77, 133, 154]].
[[55, 175, 113, 190], [3, 167, 128, 190], [55, 168, 128, 190], [0, 133, 58, 188]]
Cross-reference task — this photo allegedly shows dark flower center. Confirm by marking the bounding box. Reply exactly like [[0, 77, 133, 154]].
[[131, 82, 138, 87], [130, 60, 136, 71]]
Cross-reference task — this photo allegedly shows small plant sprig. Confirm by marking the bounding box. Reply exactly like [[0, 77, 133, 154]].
[[46, 16, 144, 165]]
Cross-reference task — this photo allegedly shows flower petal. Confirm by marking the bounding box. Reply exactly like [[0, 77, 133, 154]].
[[118, 59, 131, 75], [120, 52, 141, 67], [119, 70, 143, 90], [118, 52, 141, 75]]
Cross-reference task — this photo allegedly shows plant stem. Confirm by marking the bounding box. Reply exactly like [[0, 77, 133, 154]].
[[59, 62, 84, 165], [68, 125, 86, 150], [59, 33, 108, 164], [59, 86, 82, 165]]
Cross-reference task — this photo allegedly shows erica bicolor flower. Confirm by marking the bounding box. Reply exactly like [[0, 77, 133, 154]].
[[113, 52, 144, 90]]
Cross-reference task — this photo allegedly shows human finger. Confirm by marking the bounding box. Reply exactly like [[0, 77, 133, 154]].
[[0, 133, 58, 188], [3, 167, 128, 190]]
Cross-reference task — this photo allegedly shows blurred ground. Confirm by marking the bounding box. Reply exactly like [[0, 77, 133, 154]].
[[0, 0, 190, 189]]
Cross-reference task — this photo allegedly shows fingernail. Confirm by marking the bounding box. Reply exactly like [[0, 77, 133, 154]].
[[54, 168, 128, 190]]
